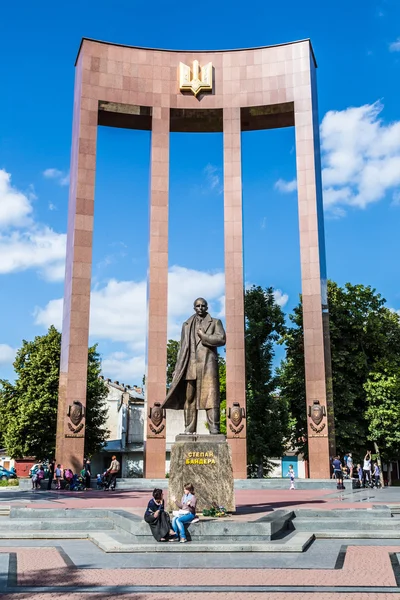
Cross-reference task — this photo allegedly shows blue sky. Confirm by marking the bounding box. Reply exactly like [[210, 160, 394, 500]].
[[0, 0, 399, 383]]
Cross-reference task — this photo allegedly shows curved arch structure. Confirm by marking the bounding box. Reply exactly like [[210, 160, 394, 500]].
[[56, 39, 335, 479]]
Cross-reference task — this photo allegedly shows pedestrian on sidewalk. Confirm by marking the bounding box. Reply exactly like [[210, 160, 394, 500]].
[[363, 451, 372, 486], [347, 453, 354, 478], [47, 458, 55, 490], [287, 464, 296, 490], [55, 464, 62, 490], [84, 459, 91, 489], [357, 463, 363, 487], [332, 456, 344, 490], [106, 455, 120, 491], [36, 465, 45, 490]]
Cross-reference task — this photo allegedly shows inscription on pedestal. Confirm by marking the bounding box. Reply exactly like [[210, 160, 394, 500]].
[[168, 438, 235, 512]]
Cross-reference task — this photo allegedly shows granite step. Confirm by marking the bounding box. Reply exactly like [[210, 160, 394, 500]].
[[10, 508, 109, 519], [293, 508, 392, 519], [0, 531, 89, 539], [0, 518, 114, 531], [314, 530, 400, 539], [292, 517, 397, 531], [89, 531, 314, 553]]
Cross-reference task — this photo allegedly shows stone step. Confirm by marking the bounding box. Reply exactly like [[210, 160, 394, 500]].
[[315, 530, 400, 539], [10, 508, 109, 519], [0, 531, 89, 539], [89, 531, 314, 553], [292, 518, 397, 531], [0, 518, 114, 531], [293, 508, 392, 519], [0, 506, 10, 516], [111, 509, 292, 541]]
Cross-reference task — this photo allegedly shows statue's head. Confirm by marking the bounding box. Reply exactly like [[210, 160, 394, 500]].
[[193, 297, 208, 318]]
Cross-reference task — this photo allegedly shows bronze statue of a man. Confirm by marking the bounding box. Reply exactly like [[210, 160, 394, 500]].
[[162, 298, 226, 434]]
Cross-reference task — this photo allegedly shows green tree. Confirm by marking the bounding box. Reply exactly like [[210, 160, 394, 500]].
[[218, 355, 227, 435], [166, 339, 180, 386], [279, 281, 400, 460], [245, 286, 288, 477], [365, 364, 400, 484], [0, 326, 109, 460]]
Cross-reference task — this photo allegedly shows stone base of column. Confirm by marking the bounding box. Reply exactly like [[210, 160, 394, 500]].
[[228, 437, 247, 479], [58, 438, 85, 474], [168, 436, 235, 512], [308, 436, 331, 479], [144, 438, 166, 479]]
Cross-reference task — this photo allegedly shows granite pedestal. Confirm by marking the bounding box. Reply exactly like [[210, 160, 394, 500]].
[[168, 435, 235, 512]]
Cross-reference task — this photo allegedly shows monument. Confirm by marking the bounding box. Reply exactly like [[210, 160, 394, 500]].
[[163, 298, 234, 511], [56, 37, 334, 479]]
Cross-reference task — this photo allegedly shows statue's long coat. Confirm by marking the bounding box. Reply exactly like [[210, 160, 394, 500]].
[[162, 313, 226, 411]]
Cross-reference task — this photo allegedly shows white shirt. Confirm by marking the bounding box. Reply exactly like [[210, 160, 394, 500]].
[[363, 459, 371, 471]]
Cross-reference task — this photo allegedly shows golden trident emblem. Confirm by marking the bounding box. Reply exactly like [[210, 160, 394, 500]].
[[179, 60, 213, 96]]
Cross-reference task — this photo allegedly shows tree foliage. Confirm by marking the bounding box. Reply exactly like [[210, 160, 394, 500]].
[[245, 286, 288, 477], [279, 281, 400, 460], [365, 364, 400, 461], [218, 355, 227, 435], [0, 326, 109, 460], [166, 339, 180, 386]]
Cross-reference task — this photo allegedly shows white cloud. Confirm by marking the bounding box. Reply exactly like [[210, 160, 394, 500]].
[[203, 164, 223, 194], [0, 344, 16, 366], [0, 228, 66, 280], [392, 191, 400, 207], [274, 178, 297, 193], [274, 102, 400, 216], [0, 170, 33, 228], [389, 38, 400, 52], [321, 102, 400, 212], [43, 168, 69, 187], [34, 265, 226, 382], [0, 169, 66, 281], [101, 352, 145, 384], [273, 289, 289, 308]]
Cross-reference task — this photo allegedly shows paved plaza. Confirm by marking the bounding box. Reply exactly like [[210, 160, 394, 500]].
[[1, 485, 400, 598]]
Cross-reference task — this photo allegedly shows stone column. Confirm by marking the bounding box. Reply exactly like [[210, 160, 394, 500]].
[[223, 107, 247, 479], [294, 47, 335, 478], [144, 106, 169, 478], [56, 53, 97, 473]]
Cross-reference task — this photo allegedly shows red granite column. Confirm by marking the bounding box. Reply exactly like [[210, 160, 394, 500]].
[[144, 106, 169, 478], [294, 45, 335, 478], [223, 107, 247, 479], [56, 52, 97, 473]]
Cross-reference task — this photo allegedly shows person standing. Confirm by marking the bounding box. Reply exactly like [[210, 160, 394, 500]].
[[363, 451, 372, 486], [84, 459, 91, 489], [287, 464, 296, 490], [357, 463, 363, 487], [36, 465, 45, 490], [55, 464, 62, 490], [332, 456, 344, 490], [47, 458, 55, 490], [347, 453, 354, 478], [106, 455, 120, 491]]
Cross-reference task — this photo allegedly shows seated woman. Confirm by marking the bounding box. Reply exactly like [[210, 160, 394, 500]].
[[171, 482, 197, 543], [144, 488, 174, 542]]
